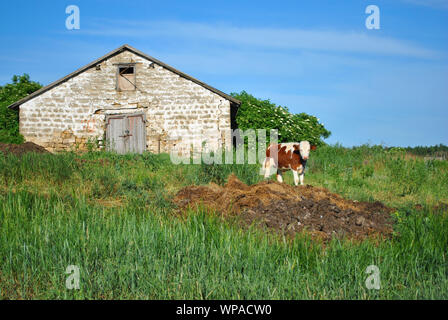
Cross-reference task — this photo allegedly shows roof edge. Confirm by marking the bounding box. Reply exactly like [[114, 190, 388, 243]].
[[123, 44, 240, 105], [8, 44, 241, 109]]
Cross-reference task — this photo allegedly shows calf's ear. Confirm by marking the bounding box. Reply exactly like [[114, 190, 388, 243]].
[[311, 145, 317, 151]]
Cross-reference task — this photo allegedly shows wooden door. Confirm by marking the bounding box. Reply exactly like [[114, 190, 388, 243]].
[[106, 113, 146, 154], [128, 114, 146, 154]]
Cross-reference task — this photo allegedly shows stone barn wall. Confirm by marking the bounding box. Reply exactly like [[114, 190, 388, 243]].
[[19, 49, 232, 153]]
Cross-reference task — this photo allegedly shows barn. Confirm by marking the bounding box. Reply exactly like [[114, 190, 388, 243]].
[[8, 44, 240, 154]]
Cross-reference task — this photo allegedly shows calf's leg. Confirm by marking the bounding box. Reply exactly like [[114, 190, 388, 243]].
[[263, 157, 274, 179], [297, 165, 305, 185], [276, 169, 283, 183], [262, 158, 269, 178], [292, 169, 299, 186], [299, 173, 305, 185]]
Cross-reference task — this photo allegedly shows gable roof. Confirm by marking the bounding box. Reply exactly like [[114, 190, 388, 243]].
[[8, 44, 240, 109]]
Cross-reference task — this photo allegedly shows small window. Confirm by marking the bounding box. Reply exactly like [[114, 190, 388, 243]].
[[117, 65, 136, 91]]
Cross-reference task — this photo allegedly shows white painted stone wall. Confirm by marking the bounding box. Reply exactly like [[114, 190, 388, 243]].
[[19, 49, 233, 153]]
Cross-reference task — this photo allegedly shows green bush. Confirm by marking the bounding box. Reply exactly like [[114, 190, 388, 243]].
[[0, 74, 42, 144], [231, 91, 331, 145]]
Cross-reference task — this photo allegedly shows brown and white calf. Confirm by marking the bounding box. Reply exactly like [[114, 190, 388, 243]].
[[262, 141, 316, 186]]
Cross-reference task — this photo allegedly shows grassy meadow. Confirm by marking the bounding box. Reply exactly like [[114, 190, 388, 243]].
[[0, 145, 447, 299]]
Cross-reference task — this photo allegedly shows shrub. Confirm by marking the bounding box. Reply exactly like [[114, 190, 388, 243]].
[[231, 91, 331, 145], [0, 74, 42, 144]]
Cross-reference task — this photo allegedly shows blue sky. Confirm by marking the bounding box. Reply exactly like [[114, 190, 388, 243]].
[[1, 0, 447, 147]]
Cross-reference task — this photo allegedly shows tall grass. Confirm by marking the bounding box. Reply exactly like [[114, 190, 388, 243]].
[[0, 146, 447, 299], [305, 144, 448, 206]]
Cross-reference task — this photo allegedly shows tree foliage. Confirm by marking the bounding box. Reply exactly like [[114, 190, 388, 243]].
[[231, 91, 331, 145], [403, 144, 448, 157], [0, 74, 42, 144]]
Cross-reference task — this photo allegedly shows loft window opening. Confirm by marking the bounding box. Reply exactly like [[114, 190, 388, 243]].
[[117, 64, 136, 91], [119, 66, 134, 74]]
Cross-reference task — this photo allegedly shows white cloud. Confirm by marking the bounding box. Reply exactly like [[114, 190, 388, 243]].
[[81, 19, 441, 59]]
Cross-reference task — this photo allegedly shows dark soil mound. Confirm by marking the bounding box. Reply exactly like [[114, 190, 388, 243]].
[[173, 174, 394, 241], [0, 142, 49, 156]]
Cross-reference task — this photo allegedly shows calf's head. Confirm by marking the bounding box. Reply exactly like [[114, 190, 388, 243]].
[[297, 141, 316, 160]]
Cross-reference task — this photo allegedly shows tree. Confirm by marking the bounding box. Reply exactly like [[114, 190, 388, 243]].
[[0, 74, 42, 144], [231, 91, 331, 145]]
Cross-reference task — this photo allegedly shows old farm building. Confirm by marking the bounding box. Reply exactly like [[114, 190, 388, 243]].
[[8, 44, 240, 154]]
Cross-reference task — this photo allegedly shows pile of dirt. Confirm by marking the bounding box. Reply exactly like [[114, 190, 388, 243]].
[[0, 142, 49, 156], [173, 174, 394, 241]]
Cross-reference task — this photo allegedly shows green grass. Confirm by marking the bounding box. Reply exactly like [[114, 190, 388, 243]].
[[0, 145, 447, 299]]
